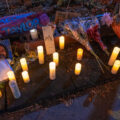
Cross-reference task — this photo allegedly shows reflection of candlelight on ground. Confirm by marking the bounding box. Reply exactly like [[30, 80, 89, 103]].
[[22, 71, 30, 83], [59, 36, 65, 50], [20, 58, 28, 71], [37, 46, 44, 64], [108, 47, 120, 66], [77, 48, 83, 61], [111, 60, 120, 74], [53, 52, 59, 66], [49, 62, 56, 80], [75, 63, 82, 75]]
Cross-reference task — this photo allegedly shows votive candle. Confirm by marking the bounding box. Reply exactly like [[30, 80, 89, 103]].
[[0, 91, 2, 98], [59, 36, 65, 50], [37, 46, 44, 64], [7, 71, 21, 99], [111, 60, 120, 74], [22, 71, 30, 83], [53, 52, 59, 66], [108, 47, 120, 66], [20, 58, 28, 71], [49, 62, 56, 80], [77, 48, 83, 60], [7, 71, 16, 81], [75, 63, 82, 75], [30, 29, 38, 40]]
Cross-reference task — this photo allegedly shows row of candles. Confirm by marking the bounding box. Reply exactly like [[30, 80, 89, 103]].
[[1, 29, 119, 98], [5, 36, 82, 99], [29, 28, 120, 75]]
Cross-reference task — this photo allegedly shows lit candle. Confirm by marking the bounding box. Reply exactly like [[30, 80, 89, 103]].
[[7, 71, 21, 99], [108, 47, 120, 66], [53, 52, 59, 66], [77, 48, 83, 60], [0, 91, 2, 98], [75, 63, 82, 75], [111, 60, 120, 74], [7, 71, 16, 81], [22, 71, 30, 83], [59, 36, 65, 50], [20, 58, 28, 71], [30, 29, 38, 40], [49, 62, 56, 80], [37, 46, 44, 64]]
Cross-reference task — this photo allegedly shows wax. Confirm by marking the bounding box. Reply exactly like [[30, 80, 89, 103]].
[[49, 62, 56, 80], [20, 58, 28, 71], [53, 52, 59, 66], [30, 29, 38, 40], [75, 63, 82, 75], [108, 47, 120, 66], [59, 36, 65, 50], [37, 46, 44, 64], [77, 48, 83, 60], [22, 71, 30, 83], [111, 60, 120, 74]]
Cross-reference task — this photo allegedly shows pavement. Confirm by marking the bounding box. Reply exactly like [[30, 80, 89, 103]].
[[21, 80, 120, 120]]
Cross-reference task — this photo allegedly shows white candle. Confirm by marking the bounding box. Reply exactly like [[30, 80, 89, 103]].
[[7, 71, 21, 99], [37, 46, 44, 64], [49, 62, 56, 80], [53, 52, 59, 66], [22, 71, 30, 83], [7, 71, 16, 81], [111, 60, 120, 74], [59, 36, 65, 50], [20, 58, 28, 71], [30, 29, 38, 40], [77, 48, 83, 60], [108, 47, 120, 66], [75, 63, 82, 75]]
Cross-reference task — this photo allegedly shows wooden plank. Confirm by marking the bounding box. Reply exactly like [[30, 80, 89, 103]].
[[42, 26, 55, 55]]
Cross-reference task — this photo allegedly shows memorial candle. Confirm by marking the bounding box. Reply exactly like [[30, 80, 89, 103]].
[[53, 52, 59, 66], [75, 63, 82, 75], [22, 71, 30, 83], [30, 29, 38, 40], [111, 60, 120, 74], [59, 36, 65, 50], [108, 47, 120, 66], [49, 62, 56, 80], [20, 58, 28, 71], [0, 91, 2, 98], [7, 71, 16, 81], [7, 71, 21, 99], [77, 48, 83, 60], [37, 46, 44, 64]]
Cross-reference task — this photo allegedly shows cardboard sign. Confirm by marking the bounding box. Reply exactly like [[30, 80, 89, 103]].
[[42, 26, 55, 55], [0, 39, 13, 59], [55, 11, 81, 24]]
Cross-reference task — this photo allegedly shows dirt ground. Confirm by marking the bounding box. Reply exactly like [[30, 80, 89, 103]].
[[0, 34, 120, 120]]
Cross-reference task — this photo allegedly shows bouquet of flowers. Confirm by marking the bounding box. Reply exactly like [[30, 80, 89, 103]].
[[62, 18, 108, 73]]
